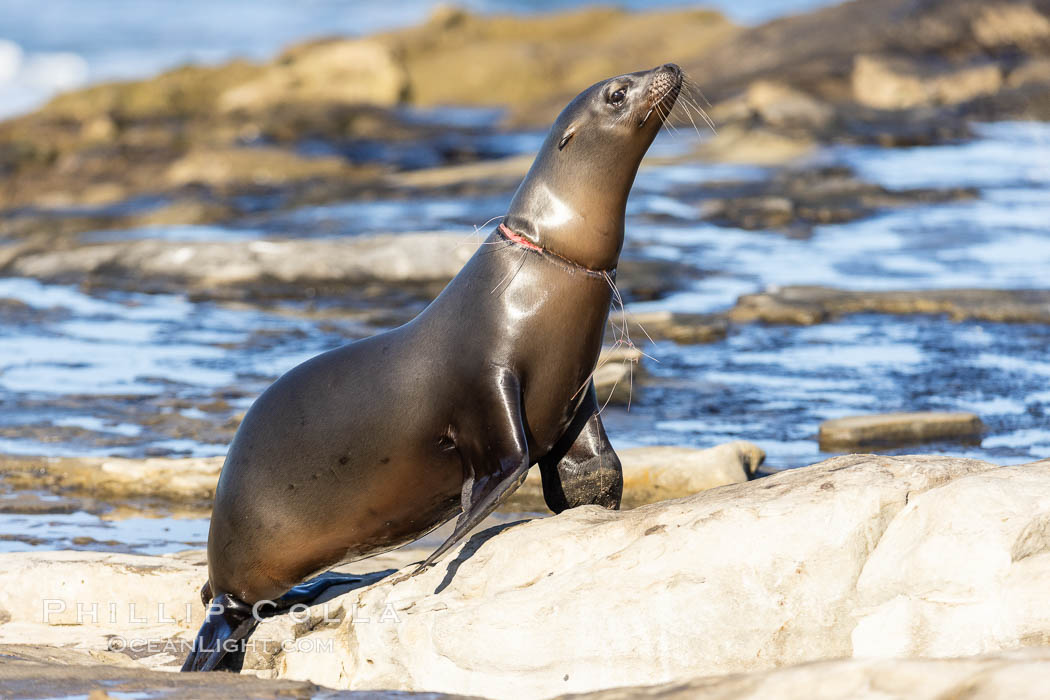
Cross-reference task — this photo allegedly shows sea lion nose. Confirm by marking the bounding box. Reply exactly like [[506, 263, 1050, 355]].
[[661, 62, 682, 75]]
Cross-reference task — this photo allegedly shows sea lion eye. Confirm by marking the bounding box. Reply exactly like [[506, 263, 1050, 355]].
[[609, 87, 627, 105]]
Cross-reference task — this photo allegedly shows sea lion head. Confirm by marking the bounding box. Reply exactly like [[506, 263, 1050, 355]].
[[504, 63, 683, 271]]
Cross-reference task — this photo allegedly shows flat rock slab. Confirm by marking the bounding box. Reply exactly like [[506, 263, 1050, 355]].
[[731, 286, 1050, 325], [1, 234, 474, 296], [0, 644, 476, 699], [819, 412, 983, 449], [607, 309, 728, 345], [571, 649, 1050, 700], [0, 439, 759, 515], [0, 455, 225, 507], [0, 233, 694, 305], [254, 454, 1050, 697]]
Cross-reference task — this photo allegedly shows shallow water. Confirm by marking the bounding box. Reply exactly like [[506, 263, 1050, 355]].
[[1, 122, 1049, 552]]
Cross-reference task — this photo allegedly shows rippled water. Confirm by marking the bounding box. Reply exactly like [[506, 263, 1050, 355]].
[[2, 122, 1049, 552]]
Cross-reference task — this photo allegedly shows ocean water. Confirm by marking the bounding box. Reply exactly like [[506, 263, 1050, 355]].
[[0, 0, 840, 119], [1, 117, 1048, 551]]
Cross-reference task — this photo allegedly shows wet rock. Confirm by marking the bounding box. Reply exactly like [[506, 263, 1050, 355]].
[[694, 124, 817, 165], [695, 166, 976, 234], [507, 441, 763, 512], [573, 650, 1050, 700], [0, 454, 224, 506], [389, 6, 735, 125], [385, 154, 532, 190], [3, 0, 1049, 242], [1008, 57, 1050, 88], [2, 233, 474, 298], [852, 54, 1003, 110], [819, 412, 984, 450], [608, 309, 728, 345], [219, 38, 408, 113], [254, 454, 1050, 696], [0, 643, 441, 699], [592, 346, 646, 407], [745, 81, 834, 129], [0, 437, 758, 514], [0, 5, 735, 231], [1, 232, 694, 303], [0, 492, 81, 515], [971, 4, 1050, 50], [165, 146, 357, 188], [730, 286, 1050, 325], [614, 258, 704, 303]]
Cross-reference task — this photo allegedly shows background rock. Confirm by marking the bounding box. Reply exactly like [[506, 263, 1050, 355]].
[[819, 412, 984, 449], [730, 286, 1050, 325], [852, 54, 1003, 110], [506, 441, 764, 511], [219, 38, 408, 112]]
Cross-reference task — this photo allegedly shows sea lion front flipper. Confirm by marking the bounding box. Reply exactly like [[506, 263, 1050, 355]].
[[414, 368, 530, 574], [538, 383, 623, 514]]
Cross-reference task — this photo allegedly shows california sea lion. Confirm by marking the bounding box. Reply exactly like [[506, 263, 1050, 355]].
[[182, 63, 683, 672]]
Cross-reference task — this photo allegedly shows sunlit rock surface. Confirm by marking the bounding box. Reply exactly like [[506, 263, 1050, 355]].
[[730, 286, 1050, 325], [819, 412, 984, 449], [256, 455, 1050, 697], [569, 649, 1050, 700]]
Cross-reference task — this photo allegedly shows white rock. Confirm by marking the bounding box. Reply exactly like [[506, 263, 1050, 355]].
[[852, 460, 1050, 658], [6, 454, 1050, 699], [261, 454, 1050, 698], [7, 233, 473, 289], [576, 648, 1050, 700]]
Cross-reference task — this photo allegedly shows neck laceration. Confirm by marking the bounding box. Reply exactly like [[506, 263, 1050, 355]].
[[497, 222, 616, 278]]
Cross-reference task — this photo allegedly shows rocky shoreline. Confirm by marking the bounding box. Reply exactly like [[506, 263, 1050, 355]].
[[2, 0, 1048, 239], [0, 441, 763, 520], [2, 453, 1049, 698], [2, 1, 1049, 696]]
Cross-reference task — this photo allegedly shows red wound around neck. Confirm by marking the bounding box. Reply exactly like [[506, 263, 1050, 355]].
[[498, 223, 543, 252]]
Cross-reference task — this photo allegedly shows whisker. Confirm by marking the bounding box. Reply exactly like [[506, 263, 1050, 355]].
[[684, 95, 717, 135], [490, 248, 529, 295], [627, 354, 634, 411], [683, 74, 713, 109]]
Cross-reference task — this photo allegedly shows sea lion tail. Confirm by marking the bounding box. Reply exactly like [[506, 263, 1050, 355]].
[[180, 592, 258, 673]]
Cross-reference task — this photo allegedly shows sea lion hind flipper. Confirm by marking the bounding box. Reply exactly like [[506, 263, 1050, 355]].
[[267, 571, 364, 611], [180, 593, 258, 673], [538, 383, 623, 514], [414, 368, 530, 574]]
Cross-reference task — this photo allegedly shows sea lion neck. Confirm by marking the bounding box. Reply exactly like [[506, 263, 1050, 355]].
[[497, 222, 615, 277], [502, 63, 681, 272], [499, 140, 630, 272], [501, 134, 635, 272]]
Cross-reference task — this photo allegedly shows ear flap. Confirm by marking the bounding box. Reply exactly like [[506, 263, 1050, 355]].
[[558, 132, 574, 150]]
